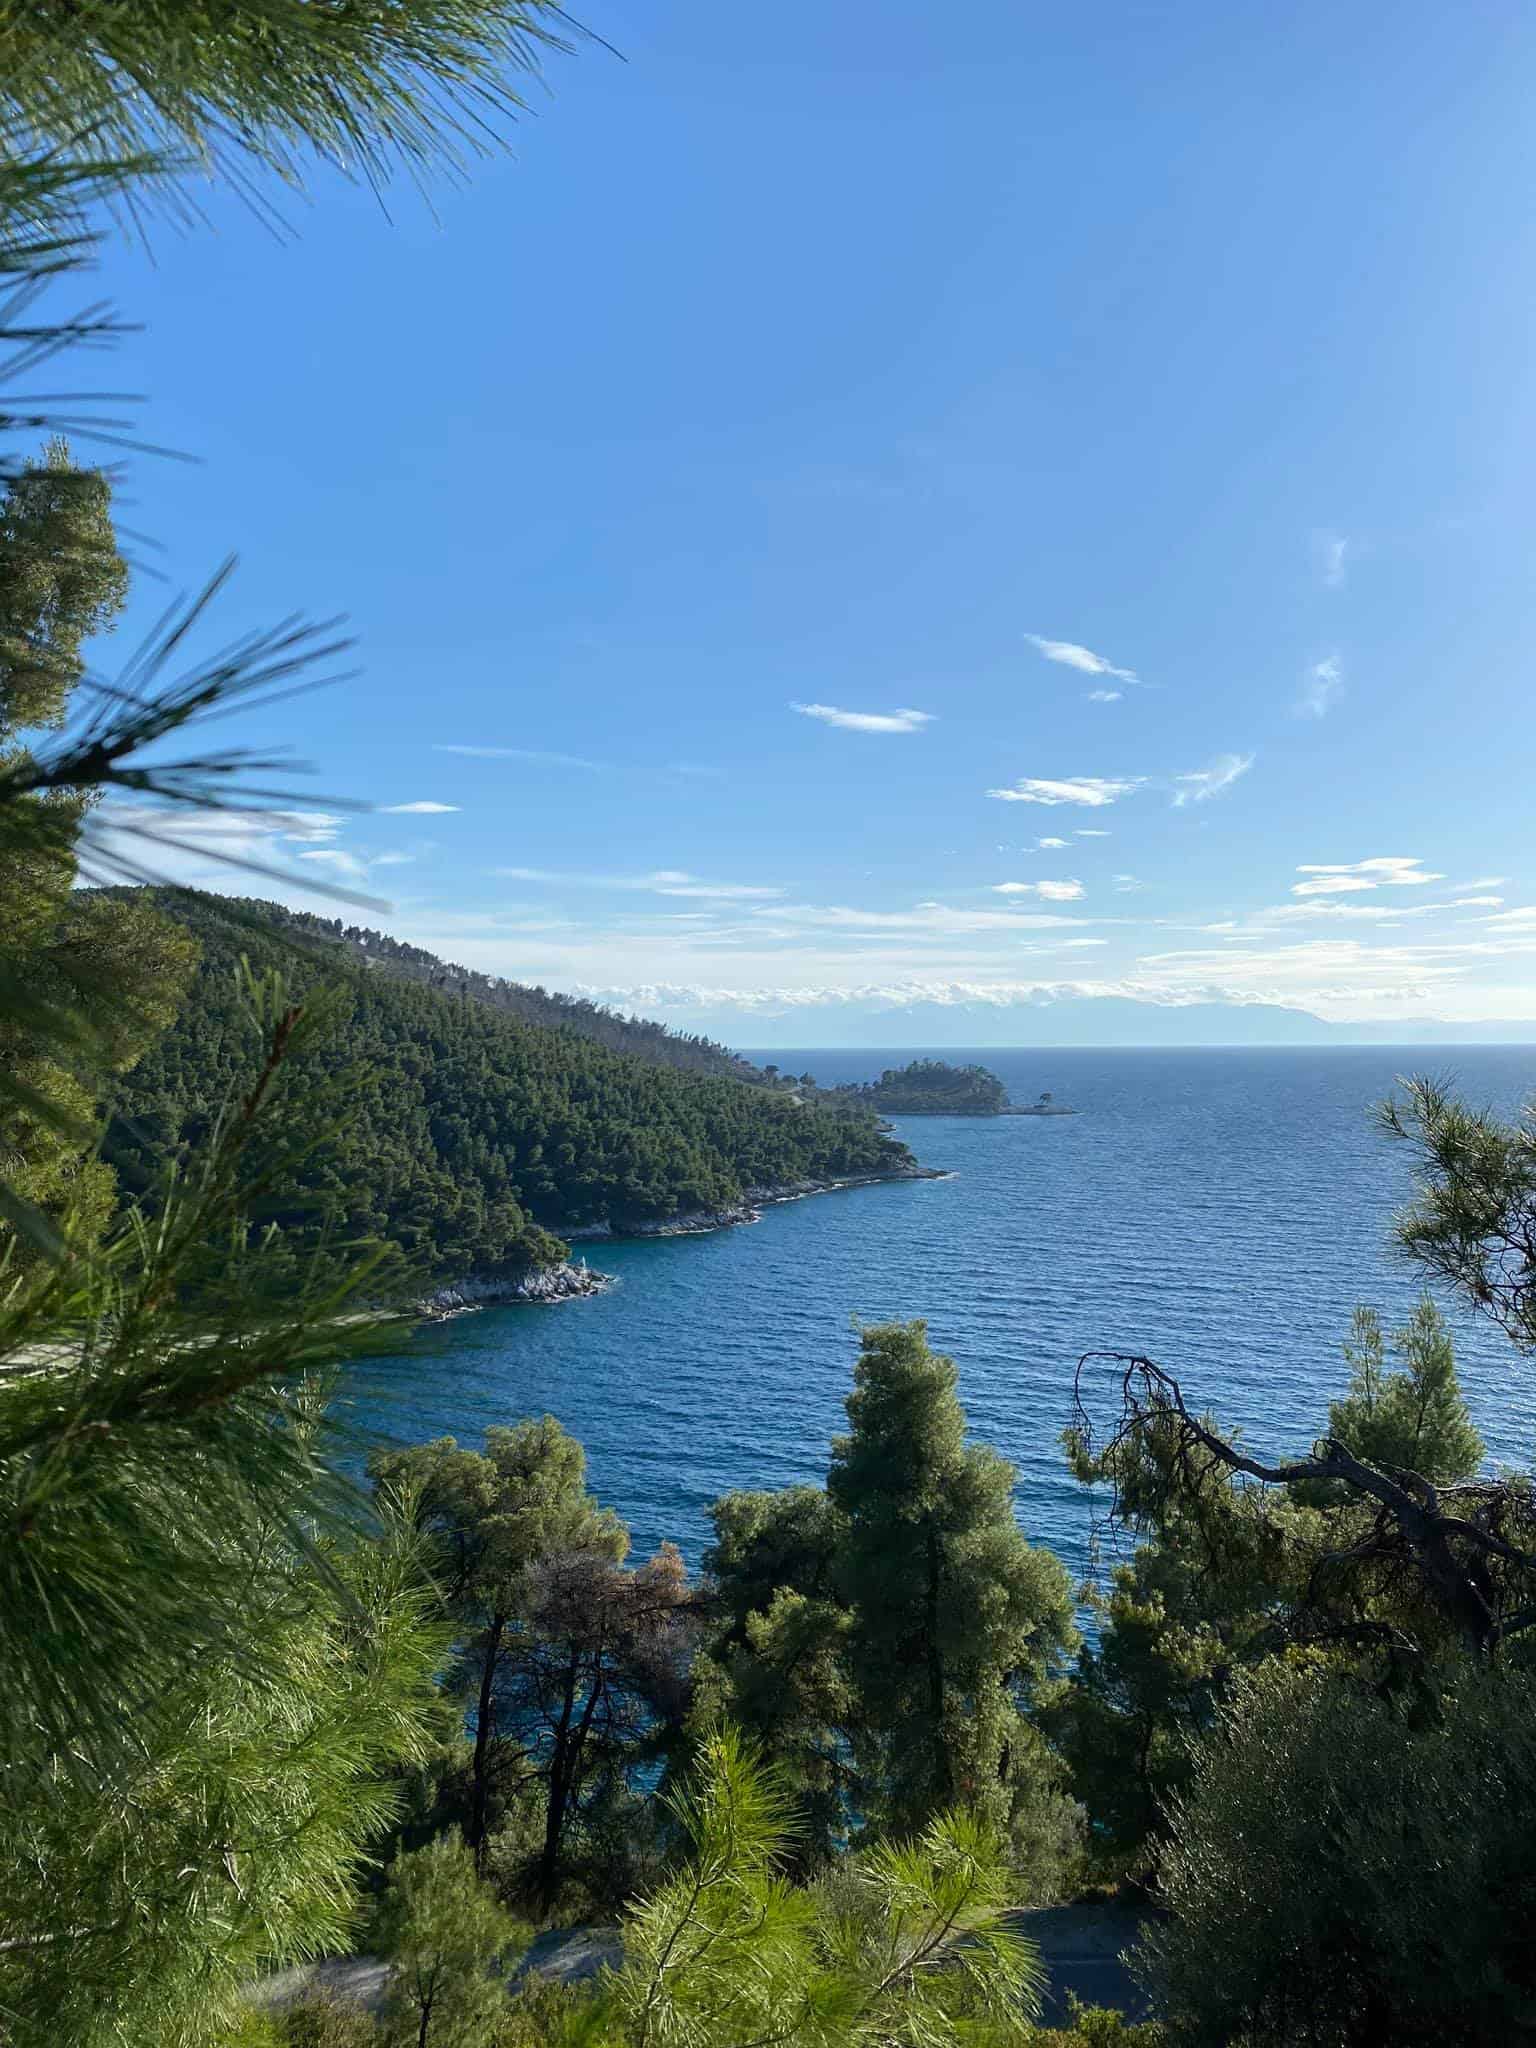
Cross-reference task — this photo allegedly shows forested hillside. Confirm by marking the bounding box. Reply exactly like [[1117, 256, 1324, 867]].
[[104, 893, 913, 1278], [262, 907, 758, 1080]]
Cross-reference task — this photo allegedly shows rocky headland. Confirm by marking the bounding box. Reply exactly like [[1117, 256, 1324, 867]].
[[418, 1261, 613, 1319]]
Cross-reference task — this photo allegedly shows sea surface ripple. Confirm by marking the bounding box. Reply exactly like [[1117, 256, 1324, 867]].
[[353, 1047, 1536, 1584]]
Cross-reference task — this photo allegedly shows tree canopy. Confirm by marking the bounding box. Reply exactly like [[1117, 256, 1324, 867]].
[[105, 891, 914, 1281], [835, 1060, 1010, 1116], [700, 1322, 1079, 1885]]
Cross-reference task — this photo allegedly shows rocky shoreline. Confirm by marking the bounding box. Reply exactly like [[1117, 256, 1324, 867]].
[[566, 1162, 950, 1243], [418, 1165, 949, 1315], [417, 1260, 613, 1319]]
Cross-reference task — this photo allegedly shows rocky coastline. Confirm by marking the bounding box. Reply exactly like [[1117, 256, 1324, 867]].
[[417, 1165, 948, 1314], [566, 1162, 950, 1243], [417, 1260, 612, 1319]]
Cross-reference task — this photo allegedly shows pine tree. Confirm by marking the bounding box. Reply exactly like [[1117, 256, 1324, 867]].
[[377, 1424, 695, 1908], [375, 1420, 629, 1873], [0, 436, 126, 729], [0, 2, 574, 2037], [378, 1831, 526, 2048], [0, 2, 571, 201], [0, 440, 198, 1263], [828, 1322, 1075, 1838], [1326, 1297, 1484, 1483], [605, 1726, 1047, 2048]]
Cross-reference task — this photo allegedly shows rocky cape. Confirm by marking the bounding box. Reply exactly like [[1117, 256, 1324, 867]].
[[418, 1261, 613, 1318]]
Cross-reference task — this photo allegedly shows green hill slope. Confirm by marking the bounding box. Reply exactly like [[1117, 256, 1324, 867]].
[[105, 894, 914, 1279], [262, 909, 760, 1081]]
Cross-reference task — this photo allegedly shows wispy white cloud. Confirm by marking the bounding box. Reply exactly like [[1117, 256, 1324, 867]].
[[1217, 892, 1498, 931], [496, 866, 784, 901], [1262, 901, 1423, 923], [93, 802, 346, 860], [988, 775, 1143, 808], [299, 848, 369, 880], [578, 977, 1134, 1016], [1314, 530, 1350, 588], [1298, 655, 1343, 720], [993, 878, 1086, 901], [85, 805, 390, 907], [1114, 874, 1144, 893], [1038, 836, 1070, 849], [434, 744, 604, 770], [1292, 857, 1443, 898], [792, 702, 933, 734], [1087, 688, 1123, 703], [754, 900, 1092, 934], [1172, 754, 1254, 806], [1077, 829, 1111, 838], [381, 800, 460, 814], [275, 813, 346, 843], [1027, 635, 1139, 683]]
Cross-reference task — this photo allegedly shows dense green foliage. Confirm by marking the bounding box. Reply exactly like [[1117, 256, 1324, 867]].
[[374, 1420, 694, 1910], [1051, 1295, 1495, 1862], [0, 0, 569, 198], [835, 1059, 1010, 1115], [106, 892, 913, 1279], [0, 977, 452, 2048], [1054, 1243, 1536, 2036], [0, 435, 127, 731], [698, 1322, 1080, 1884], [377, 1832, 529, 2048], [276, 915, 760, 1082], [600, 1728, 1048, 2048], [1384, 1073, 1536, 1351], [1143, 1660, 1536, 2046], [0, 443, 198, 1266]]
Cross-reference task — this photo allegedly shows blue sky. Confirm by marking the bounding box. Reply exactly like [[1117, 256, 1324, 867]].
[[75, 1, 1536, 1035]]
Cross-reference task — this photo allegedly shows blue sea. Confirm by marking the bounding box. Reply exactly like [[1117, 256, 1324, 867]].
[[352, 1048, 1536, 1585]]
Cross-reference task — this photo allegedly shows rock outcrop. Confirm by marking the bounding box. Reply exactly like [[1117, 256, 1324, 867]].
[[418, 1261, 612, 1318]]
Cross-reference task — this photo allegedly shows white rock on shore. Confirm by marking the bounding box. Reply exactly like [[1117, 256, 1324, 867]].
[[418, 1261, 612, 1318], [423, 1167, 953, 1307]]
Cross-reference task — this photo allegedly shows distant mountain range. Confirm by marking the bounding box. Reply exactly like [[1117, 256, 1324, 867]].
[[584, 988, 1536, 1051]]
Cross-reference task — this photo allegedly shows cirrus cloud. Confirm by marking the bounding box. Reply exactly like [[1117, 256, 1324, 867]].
[[1298, 656, 1343, 720], [496, 866, 784, 901], [1026, 635, 1139, 683], [987, 775, 1143, 808], [1292, 857, 1444, 898], [1172, 754, 1254, 806], [792, 702, 934, 734], [993, 878, 1086, 901]]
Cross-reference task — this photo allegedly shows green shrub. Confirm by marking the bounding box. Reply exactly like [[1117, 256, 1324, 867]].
[[1142, 1660, 1536, 2044], [278, 1992, 381, 2047]]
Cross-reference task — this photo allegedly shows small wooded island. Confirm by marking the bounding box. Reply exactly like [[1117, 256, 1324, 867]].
[[833, 1058, 1077, 1116]]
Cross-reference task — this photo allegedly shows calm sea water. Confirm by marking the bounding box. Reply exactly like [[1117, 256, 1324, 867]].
[[351, 1048, 1536, 1584]]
